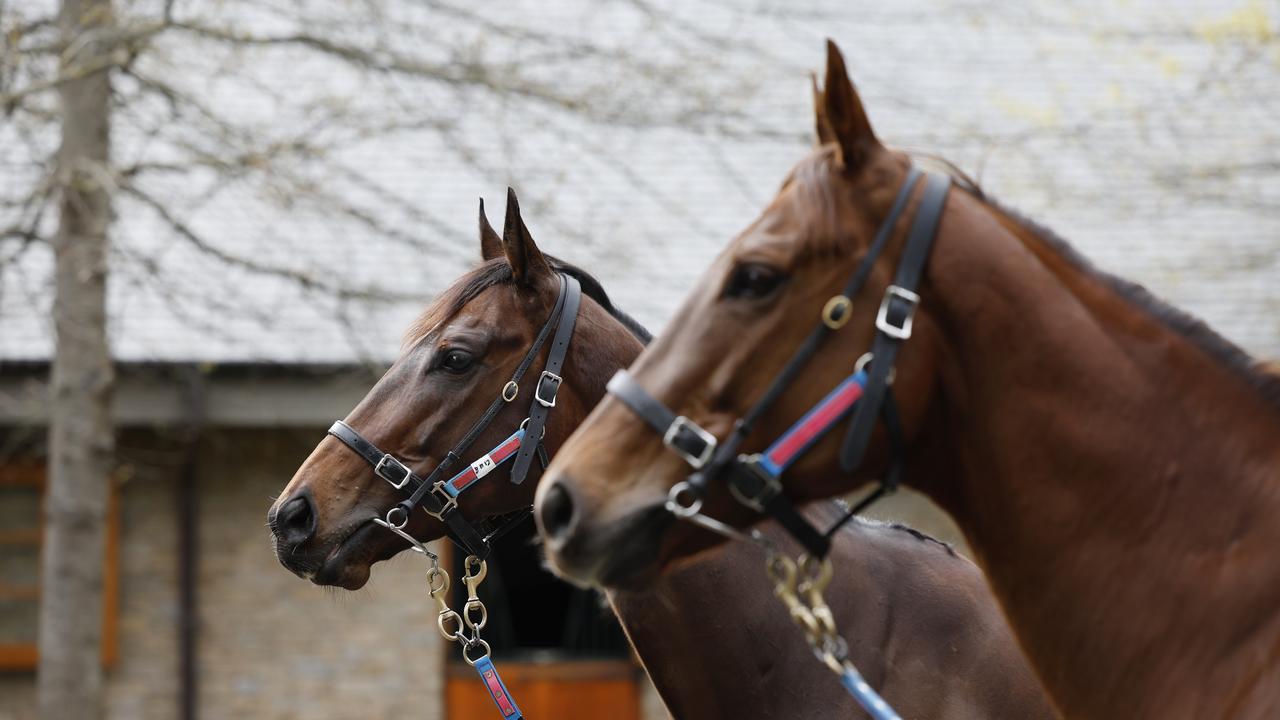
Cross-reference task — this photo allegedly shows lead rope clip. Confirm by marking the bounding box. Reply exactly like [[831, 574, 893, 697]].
[[768, 550, 902, 720], [370, 519, 521, 718], [660, 488, 896, 719], [456, 554, 522, 719]]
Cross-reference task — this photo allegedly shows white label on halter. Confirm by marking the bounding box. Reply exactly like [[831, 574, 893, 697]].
[[470, 454, 496, 479]]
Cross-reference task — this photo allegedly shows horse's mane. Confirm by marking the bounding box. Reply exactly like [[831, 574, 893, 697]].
[[978, 198, 1280, 413], [551, 257, 653, 344], [785, 146, 1280, 412], [404, 255, 652, 348]]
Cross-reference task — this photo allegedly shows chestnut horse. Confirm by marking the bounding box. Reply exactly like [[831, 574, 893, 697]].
[[536, 41, 1280, 718], [269, 191, 1055, 718]]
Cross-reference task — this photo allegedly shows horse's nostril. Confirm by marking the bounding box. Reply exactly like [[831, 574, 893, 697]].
[[539, 481, 578, 543], [275, 493, 317, 545]]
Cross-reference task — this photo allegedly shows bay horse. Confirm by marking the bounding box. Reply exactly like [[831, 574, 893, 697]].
[[268, 191, 1055, 719], [535, 40, 1280, 718]]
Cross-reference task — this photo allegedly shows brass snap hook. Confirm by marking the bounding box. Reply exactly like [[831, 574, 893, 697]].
[[461, 556, 490, 632], [463, 556, 488, 587], [427, 566, 450, 596], [797, 555, 834, 595]]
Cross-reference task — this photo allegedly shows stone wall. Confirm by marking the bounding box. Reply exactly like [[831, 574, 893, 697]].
[[192, 428, 446, 720], [0, 427, 444, 720]]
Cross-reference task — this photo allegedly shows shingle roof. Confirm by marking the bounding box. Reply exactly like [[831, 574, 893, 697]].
[[2, 0, 1275, 363]]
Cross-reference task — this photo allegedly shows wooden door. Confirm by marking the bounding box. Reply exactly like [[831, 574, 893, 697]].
[[446, 658, 641, 719]]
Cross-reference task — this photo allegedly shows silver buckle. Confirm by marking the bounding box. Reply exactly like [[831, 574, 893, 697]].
[[875, 285, 920, 340], [535, 370, 562, 408], [374, 455, 413, 490], [423, 482, 458, 520], [728, 454, 782, 512], [663, 416, 717, 469]]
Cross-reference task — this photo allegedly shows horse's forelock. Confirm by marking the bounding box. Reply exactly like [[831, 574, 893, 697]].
[[401, 255, 651, 352], [402, 260, 514, 350], [777, 146, 848, 260]]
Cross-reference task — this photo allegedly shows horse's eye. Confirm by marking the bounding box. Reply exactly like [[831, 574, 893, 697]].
[[439, 349, 475, 373], [723, 263, 786, 300]]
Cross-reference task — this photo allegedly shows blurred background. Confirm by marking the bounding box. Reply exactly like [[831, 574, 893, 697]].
[[0, 0, 1276, 718]]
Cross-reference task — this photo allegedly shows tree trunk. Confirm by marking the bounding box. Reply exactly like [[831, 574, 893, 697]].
[[38, 0, 115, 718]]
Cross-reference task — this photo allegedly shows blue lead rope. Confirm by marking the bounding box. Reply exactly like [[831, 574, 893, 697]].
[[473, 655, 523, 719], [839, 663, 902, 720]]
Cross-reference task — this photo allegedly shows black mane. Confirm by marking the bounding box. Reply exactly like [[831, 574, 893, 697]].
[[917, 156, 1278, 412], [980, 195, 1280, 412], [548, 256, 652, 345]]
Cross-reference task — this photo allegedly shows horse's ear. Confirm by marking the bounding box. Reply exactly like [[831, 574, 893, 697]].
[[501, 187, 551, 284], [820, 39, 879, 168], [811, 72, 836, 146], [479, 198, 503, 261]]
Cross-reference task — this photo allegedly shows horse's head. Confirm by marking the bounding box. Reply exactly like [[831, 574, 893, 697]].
[[537, 41, 951, 588], [269, 189, 644, 589]]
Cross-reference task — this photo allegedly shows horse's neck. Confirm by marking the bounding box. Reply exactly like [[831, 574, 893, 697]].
[[607, 535, 855, 719], [922, 190, 1280, 716], [607, 545, 784, 718]]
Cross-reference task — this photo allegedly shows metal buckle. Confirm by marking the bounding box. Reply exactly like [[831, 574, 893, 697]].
[[422, 482, 458, 520], [728, 454, 783, 512], [535, 370, 562, 408], [663, 416, 717, 469], [374, 455, 413, 489], [875, 285, 920, 340]]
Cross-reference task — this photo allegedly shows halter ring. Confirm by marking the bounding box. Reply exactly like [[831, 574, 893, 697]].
[[462, 638, 492, 666], [854, 351, 896, 384], [385, 506, 409, 529], [822, 295, 853, 329], [502, 381, 519, 402], [519, 417, 546, 440], [666, 481, 704, 517], [372, 515, 440, 561]]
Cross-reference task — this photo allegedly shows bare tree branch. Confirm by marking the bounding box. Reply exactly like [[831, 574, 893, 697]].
[[122, 180, 420, 302]]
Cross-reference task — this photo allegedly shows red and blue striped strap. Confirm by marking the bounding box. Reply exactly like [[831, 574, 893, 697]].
[[756, 370, 868, 477], [473, 655, 523, 719], [442, 428, 527, 498]]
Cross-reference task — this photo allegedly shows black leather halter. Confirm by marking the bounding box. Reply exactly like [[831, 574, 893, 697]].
[[608, 168, 951, 558], [329, 273, 582, 560]]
